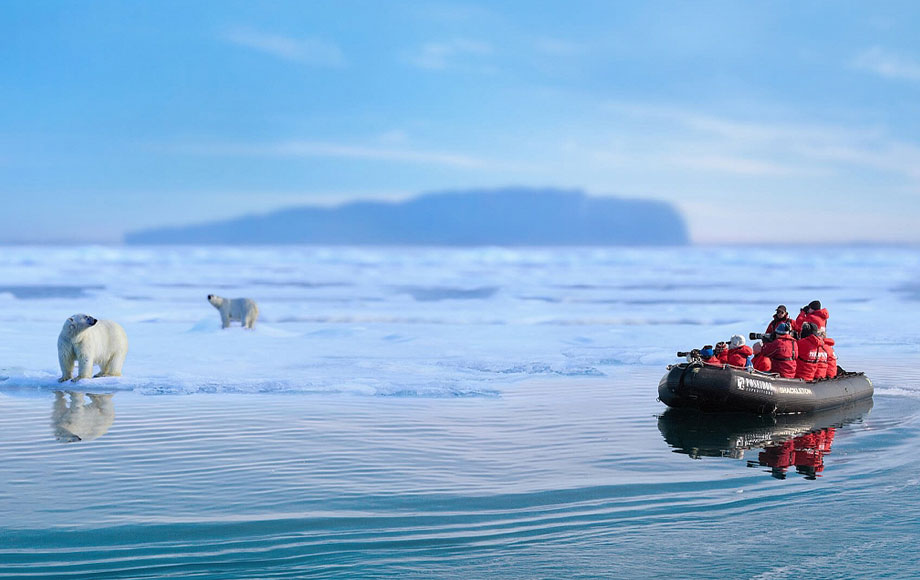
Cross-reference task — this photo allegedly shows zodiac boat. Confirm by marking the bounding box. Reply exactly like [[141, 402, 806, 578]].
[[658, 362, 873, 414]]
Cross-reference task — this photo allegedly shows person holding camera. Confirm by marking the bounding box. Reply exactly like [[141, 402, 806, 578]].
[[759, 322, 797, 378], [699, 345, 721, 365], [794, 300, 829, 335], [764, 305, 793, 341]]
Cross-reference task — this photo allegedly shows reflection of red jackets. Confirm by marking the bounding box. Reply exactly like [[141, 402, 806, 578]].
[[760, 334, 797, 378], [793, 428, 834, 474], [759, 440, 795, 468], [824, 337, 838, 378], [795, 335, 826, 381], [727, 345, 753, 367], [794, 308, 829, 333], [820, 427, 836, 452]]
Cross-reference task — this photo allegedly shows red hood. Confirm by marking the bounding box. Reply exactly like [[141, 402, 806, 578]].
[[810, 308, 829, 322], [799, 334, 824, 347]]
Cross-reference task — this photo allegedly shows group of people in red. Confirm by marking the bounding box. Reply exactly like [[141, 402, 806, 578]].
[[694, 301, 838, 382]]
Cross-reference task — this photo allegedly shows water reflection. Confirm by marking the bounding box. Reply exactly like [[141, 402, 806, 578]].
[[52, 391, 115, 443], [658, 399, 872, 480]]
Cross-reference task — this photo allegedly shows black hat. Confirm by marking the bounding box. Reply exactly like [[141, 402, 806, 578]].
[[800, 322, 816, 338], [808, 300, 821, 310]]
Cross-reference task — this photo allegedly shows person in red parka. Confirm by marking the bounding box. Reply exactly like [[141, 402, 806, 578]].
[[699, 345, 721, 365], [794, 300, 829, 335], [760, 322, 797, 378], [726, 334, 753, 367], [795, 323, 827, 381], [813, 342, 830, 380], [751, 341, 772, 372], [714, 341, 729, 364], [820, 331, 838, 378], [765, 305, 794, 339]]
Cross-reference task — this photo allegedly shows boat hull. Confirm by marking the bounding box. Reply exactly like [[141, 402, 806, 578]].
[[658, 363, 873, 414]]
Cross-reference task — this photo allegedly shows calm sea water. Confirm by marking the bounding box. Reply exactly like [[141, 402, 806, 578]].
[[1, 246, 919, 579]]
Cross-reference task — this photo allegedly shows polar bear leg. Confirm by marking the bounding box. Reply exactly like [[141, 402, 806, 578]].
[[244, 305, 258, 329], [58, 349, 74, 382], [74, 355, 94, 382], [103, 352, 125, 377], [220, 309, 231, 329]]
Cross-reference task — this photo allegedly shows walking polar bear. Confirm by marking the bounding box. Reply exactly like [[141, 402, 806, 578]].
[[207, 294, 259, 329], [57, 314, 129, 382]]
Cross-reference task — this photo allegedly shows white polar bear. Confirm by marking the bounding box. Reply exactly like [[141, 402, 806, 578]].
[[207, 294, 259, 329], [52, 391, 115, 443], [57, 314, 129, 382]]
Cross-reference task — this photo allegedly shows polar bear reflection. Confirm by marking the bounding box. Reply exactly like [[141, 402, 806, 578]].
[[52, 391, 115, 443]]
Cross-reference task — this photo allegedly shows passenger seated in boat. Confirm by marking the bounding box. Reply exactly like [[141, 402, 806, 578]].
[[713, 341, 729, 364], [795, 322, 827, 381], [759, 322, 798, 378], [699, 345, 721, 365], [764, 305, 793, 341], [751, 341, 772, 372], [726, 334, 753, 367], [794, 300, 829, 335], [820, 331, 838, 378]]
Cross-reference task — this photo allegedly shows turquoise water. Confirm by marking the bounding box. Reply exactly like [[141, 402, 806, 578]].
[[2, 371, 918, 579], [2, 246, 920, 578]]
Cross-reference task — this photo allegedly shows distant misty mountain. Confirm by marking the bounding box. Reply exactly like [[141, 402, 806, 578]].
[[125, 188, 689, 246]]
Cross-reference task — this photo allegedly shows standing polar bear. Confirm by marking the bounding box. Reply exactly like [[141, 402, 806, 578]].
[[57, 314, 129, 382], [207, 294, 259, 329]]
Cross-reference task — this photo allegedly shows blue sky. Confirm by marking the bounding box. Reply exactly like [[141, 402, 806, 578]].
[[3, 0, 920, 243]]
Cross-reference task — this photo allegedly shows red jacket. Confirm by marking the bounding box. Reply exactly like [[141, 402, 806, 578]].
[[795, 335, 827, 381], [794, 308, 829, 334], [726, 345, 753, 367], [824, 337, 837, 378], [702, 355, 722, 365], [766, 316, 793, 336], [813, 343, 830, 380], [760, 334, 797, 378], [752, 352, 772, 372]]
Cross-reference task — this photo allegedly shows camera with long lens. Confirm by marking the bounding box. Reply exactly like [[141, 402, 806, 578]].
[[749, 332, 775, 342], [677, 349, 701, 360]]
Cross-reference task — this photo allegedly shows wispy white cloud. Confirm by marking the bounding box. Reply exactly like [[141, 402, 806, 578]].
[[175, 139, 495, 169], [223, 28, 346, 67], [591, 101, 920, 183], [534, 38, 587, 57], [661, 153, 816, 177], [407, 38, 493, 71], [853, 46, 920, 82]]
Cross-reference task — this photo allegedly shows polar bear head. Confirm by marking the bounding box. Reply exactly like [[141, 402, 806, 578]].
[[207, 294, 225, 307], [62, 314, 98, 336]]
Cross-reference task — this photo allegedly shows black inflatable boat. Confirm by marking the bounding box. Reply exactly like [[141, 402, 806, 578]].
[[658, 362, 873, 414]]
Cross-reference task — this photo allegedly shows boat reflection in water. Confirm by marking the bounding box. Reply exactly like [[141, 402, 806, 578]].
[[658, 398, 872, 480]]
